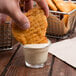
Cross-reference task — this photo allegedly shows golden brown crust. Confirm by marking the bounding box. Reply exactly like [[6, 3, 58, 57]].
[[61, 15, 70, 34], [12, 8, 48, 45], [47, 13, 70, 35], [62, 15, 69, 27], [67, 2, 76, 10], [46, 0, 57, 11], [53, 0, 72, 12]]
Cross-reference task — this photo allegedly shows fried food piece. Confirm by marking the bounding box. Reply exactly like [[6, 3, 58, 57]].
[[47, 13, 70, 35], [61, 15, 70, 34], [12, 8, 48, 45], [72, 4, 76, 9], [53, 0, 72, 12], [61, 2, 76, 33], [47, 13, 62, 35], [46, 0, 57, 11], [62, 15, 69, 27], [67, 2, 76, 10]]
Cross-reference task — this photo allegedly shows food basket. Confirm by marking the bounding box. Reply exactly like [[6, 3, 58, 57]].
[[0, 14, 12, 51], [47, 1, 76, 39]]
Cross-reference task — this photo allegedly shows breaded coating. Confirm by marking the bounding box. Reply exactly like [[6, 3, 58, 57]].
[[12, 8, 48, 45], [53, 0, 72, 12], [46, 0, 57, 11], [47, 13, 70, 35]]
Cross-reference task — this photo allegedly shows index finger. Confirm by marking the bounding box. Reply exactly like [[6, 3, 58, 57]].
[[35, 0, 49, 17]]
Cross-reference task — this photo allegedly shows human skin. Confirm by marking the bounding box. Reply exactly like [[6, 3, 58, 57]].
[[0, 0, 49, 30]]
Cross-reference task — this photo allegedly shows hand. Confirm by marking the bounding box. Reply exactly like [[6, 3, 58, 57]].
[[0, 0, 49, 30]]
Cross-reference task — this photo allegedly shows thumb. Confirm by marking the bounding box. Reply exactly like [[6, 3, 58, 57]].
[[8, 4, 30, 30]]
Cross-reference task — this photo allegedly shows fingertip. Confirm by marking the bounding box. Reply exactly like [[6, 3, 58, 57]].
[[21, 22, 30, 30]]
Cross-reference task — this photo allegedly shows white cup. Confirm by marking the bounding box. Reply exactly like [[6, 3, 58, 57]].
[[22, 39, 51, 68]]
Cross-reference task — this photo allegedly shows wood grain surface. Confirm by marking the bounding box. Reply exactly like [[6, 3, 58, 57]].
[[5, 38, 56, 76], [52, 58, 76, 76], [0, 38, 20, 76], [0, 34, 76, 76], [51, 30, 76, 76], [5, 47, 52, 76]]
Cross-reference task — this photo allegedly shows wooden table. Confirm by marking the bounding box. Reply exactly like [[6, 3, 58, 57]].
[[0, 32, 76, 76]]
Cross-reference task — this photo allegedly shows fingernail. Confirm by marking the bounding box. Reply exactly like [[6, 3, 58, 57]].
[[22, 22, 30, 30]]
